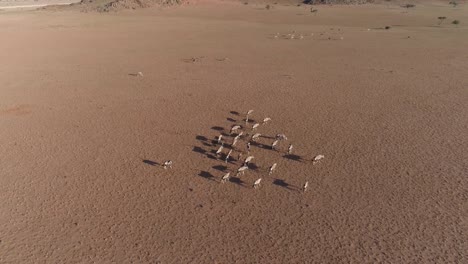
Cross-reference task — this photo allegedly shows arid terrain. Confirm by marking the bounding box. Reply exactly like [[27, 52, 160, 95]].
[[0, 1, 467, 263]]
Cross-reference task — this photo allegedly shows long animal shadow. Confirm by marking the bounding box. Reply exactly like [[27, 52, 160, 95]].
[[230, 111, 239, 116], [202, 142, 213, 147], [283, 154, 303, 162], [247, 162, 260, 171], [227, 118, 236, 122], [195, 135, 215, 147], [250, 141, 272, 150], [143, 159, 160, 166], [229, 176, 247, 187], [272, 179, 297, 191], [198, 171, 216, 181], [212, 165, 228, 172], [206, 154, 217, 160], [196, 135, 208, 141], [211, 126, 224, 131], [192, 146, 218, 160], [192, 146, 206, 154], [224, 157, 236, 164]]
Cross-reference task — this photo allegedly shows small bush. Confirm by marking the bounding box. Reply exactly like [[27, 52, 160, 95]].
[[437, 16, 446, 25], [452, 20, 460, 25], [449, 1, 458, 7]]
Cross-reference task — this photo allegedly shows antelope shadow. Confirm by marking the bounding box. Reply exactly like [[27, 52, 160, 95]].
[[202, 142, 213, 147], [212, 165, 228, 172], [192, 146, 218, 160], [192, 146, 206, 154], [223, 131, 232, 136], [247, 162, 260, 171], [195, 135, 215, 147], [272, 179, 297, 191], [250, 141, 273, 150], [283, 154, 303, 162], [143, 159, 159, 166], [198, 171, 216, 181], [224, 157, 236, 164], [242, 118, 256, 124], [229, 176, 246, 187], [206, 154, 217, 160], [196, 135, 208, 141]]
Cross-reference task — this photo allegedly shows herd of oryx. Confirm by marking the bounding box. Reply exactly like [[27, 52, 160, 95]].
[[163, 110, 325, 191]]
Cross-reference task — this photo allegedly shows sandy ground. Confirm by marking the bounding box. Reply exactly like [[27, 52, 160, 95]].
[[0, 2, 467, 263]]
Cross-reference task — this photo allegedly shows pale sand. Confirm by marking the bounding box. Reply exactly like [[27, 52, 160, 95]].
[[0, 0, 78, 9], [0, 2, 467, 263]]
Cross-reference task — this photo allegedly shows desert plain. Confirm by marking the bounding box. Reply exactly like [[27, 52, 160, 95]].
[[0, 1, 467, 263]]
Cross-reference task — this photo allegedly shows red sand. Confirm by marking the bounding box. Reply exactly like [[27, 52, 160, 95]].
[[0, 2, 467, 263]]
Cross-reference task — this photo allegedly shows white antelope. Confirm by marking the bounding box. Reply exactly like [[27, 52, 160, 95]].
[[303, 181, 309, 192], [221, 172, 230, 183], [230, 125, 242, 134], [246, 109, 254, 124], [247, 142, 251, 151], [313, 155, 325, 164], [216, 144, 224, 156], [268, 163, 277, 175], [237, 165, 249, 176], [271, 140, 279, 150], [262, 117, 271, 124], [251, 133, 261, 141], [253, 178, 262, 189], [225, 149, 233, 163], [244, 156, 254, 165], [163, 160, 173, 169], [276, 133, 288, 140], [252, 123, 260, 130], [232, 137, 239, 147], [288, 144, 293, 154], [217, 134, 223, 144]]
